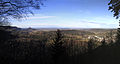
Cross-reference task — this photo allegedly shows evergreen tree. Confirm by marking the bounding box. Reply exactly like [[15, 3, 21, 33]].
[[87, 39, 95, 53], [51, 29, 66, 64], [101, 38, 106, 46]]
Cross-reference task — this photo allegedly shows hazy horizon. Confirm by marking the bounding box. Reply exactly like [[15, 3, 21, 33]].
[[17, 26, 117, 29]]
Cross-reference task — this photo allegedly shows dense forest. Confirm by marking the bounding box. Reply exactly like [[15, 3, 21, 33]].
[[0, 26, 119, 64]]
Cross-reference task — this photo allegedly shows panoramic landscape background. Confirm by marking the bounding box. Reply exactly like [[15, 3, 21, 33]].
[[1, 0, 120, 64]]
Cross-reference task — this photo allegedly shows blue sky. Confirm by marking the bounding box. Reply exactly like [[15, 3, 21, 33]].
[[12, 0, 119, 28]]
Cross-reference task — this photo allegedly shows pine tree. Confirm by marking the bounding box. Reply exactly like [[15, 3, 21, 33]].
[[51, 29, 66, 64], [87, 39, 95, 53], [101, 38, 106, 46]]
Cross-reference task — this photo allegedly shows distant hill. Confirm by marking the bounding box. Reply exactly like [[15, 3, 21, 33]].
[[61, 30, 95, 36], [0, 26, 21, 31], [34, 28, 117, 31]]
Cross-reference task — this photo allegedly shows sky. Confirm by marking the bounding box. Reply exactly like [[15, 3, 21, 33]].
[[12, 0, 119, 28]]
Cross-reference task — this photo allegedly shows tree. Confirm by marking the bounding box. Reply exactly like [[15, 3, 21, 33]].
[[51, 29, 66, 64], [0, 0, 44, 25], [0, 20, 10, 26], [116, 28, 120, 44], [101, 38, 106, 46], [108, 0, 120, 19], [108, 0, 120, 46], [87, 39, 95, 53]]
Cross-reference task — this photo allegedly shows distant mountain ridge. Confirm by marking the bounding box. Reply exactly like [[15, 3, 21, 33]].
[[0, 26, 117, 32]]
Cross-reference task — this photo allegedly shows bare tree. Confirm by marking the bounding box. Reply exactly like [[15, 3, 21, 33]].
[[0, 0, 44, 25]]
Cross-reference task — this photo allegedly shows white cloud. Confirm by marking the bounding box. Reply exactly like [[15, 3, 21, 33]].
[[76, 16, 119, 28], [27, 16, 56, 19], [12, 20, 118, 28], [23, 14, 56, 19], [12, 14, 118, 28]]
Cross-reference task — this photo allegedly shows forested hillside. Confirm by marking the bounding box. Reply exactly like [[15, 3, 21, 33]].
[[0, 26, 119, 64]]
